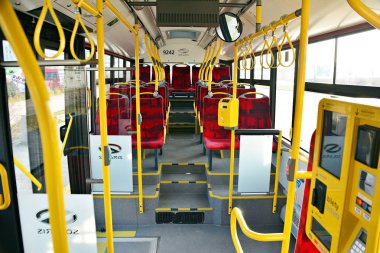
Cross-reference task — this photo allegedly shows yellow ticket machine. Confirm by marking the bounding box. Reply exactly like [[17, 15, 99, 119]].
[[306, 99, 380, 253]]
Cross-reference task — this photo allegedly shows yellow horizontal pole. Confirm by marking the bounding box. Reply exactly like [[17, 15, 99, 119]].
[[72, 0, 101, 17], [236, 9, 301, 47], [13, 157, 42, 191], [0, 0, 69, 251], [105, 0, 137, 34], [231, 207, 286, 252], [295, 171, 312, 179], [347, 0, 380, 29]]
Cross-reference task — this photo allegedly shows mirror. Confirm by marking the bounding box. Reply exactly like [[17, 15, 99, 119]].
[[216, 12, 243, 42]]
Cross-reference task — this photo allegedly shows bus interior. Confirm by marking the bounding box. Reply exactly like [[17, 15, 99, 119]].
[[0, 0, 380, 252]]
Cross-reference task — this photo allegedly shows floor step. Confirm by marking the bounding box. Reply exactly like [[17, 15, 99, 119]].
[[156, 212, 205, 224], [161, 173, 206, 183], [160, 183, 207, 194], [161, 164, 205, 174], [157, 193, 211, 211], [170, 108, 195, 114], [168, 122, 195, 127]]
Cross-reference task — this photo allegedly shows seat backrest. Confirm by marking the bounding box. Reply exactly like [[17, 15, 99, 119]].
[[95, 94, 129, 135], [203, 94, 231, 139], [132, 65, 151, 83], [198, 86, 228, 114], [192, 66, 201, 85], [140, 85, 168, 112], [172, 65, 191, 90], [164, 65, 171, 84], [213, 66, 231, 83], [131, 95, 164, 140], [238, 94, 272, 129], [229, 86, 256, 97]]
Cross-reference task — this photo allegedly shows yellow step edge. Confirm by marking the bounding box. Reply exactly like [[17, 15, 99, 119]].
[[155, 207, 213, 212], [160, 180, 207, 184], [97, 231, 136, 238]]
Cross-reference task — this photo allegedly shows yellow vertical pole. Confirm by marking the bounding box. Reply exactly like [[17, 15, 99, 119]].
[[281, 0, 310, 252], [135, 22, 144, 213], [96, 0, 114, 252], [199, 46, 210, 81], [228, 42, 238, 214], [0, 1, 69, 251], [204, 41, 217, 83], [272, 131, 282, 213]]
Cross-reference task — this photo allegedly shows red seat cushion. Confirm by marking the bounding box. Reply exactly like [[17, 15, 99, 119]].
[[203, 95, 239, 150], [164, 65, 171, 84]]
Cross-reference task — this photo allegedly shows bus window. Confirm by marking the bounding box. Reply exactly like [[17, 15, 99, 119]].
[[306, 39, 335, 84]]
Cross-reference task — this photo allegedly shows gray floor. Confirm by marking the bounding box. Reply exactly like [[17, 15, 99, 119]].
[[128, 132, 295, 252], [132, 224, 294, 253]]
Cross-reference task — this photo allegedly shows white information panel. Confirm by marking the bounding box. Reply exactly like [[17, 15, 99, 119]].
[[18, 194, 97, 253], [90, 135, 133, 193], [238, 135, 272, 193]]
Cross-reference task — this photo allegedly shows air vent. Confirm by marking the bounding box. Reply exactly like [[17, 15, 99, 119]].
[[157, 0, 219, 27], [166, 30, 200, 40]]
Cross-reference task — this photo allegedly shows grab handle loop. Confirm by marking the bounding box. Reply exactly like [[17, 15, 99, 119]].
[[266, 30, 280, 68], [278, 25, 296, 67], [70, 8, 95, 63], [244, 45, 255, 70], [34, 0, 66, 59], [260, 35, 273, 69]]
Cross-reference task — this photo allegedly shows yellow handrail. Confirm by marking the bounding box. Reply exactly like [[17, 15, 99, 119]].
[[0, 0, 69, 251], [87, 87, 92, 110], [104, 0, 137, 34], [347, 0, 380, 29], [278, 25, 296, 67], [60, 113, 74, 158], [0, 163, 11, 210], [13, 157, 42, 191], [207, 39, 224, 92], [144, 34, 159, 92], [199, 46, 211, 81], [230, 207, 286, 252], [272, 131, 282, 213], [33, 0, 66, 59], [72, 0, 101, 17], [204, 40, 217, 82], [70, 9, 95, 63]]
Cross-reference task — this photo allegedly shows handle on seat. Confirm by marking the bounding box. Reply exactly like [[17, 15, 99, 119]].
[[0, 163, 11, 210], [87, 87, 91, 110], [239, 91, 267, 98]]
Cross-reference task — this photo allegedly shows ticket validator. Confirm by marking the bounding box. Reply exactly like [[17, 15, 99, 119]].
[[306, 99, 380, 253]]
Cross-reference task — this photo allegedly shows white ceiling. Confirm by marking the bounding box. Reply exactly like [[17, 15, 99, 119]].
[[12, 0, 374, 60]]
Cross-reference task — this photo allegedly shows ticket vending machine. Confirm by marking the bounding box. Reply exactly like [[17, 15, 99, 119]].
[[306, 99, 380, 253]]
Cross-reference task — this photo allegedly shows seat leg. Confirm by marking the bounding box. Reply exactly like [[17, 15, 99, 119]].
[[200, 133, 203, 144], [159, 148, 163, 156], [155, 149, 158, 170], [203, 142, 206, 155], [208, 150, 213, 171]]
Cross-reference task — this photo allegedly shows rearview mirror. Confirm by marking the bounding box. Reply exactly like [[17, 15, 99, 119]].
[[216, 12, 243, 42]]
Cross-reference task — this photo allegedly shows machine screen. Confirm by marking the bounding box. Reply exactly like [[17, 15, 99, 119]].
[[355, 125, 380, 168], [359, 231, 367, 244], [311, 218, 332, 251], [320, 111, 347, 179]]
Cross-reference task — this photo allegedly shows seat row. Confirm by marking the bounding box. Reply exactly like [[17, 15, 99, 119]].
[[133, 65, 231, 93], [94, 83, 168, 169], [194, 82, 276, 169]]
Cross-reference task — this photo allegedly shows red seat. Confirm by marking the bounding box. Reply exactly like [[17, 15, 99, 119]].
[[132, 65, 151, 83], [198, 86, 228, 126], [238, 93, 277, 151], [131, 95, 165, 149], [94, 94, 130, 135], [228, 85, 256, 97], [191, 66, 201, 90], [164, 64, 171, 84], [203, 93, 239, 169], [212, 66, 231, 83], [140, 85, 168, 122], [171, 65, 192, 92]]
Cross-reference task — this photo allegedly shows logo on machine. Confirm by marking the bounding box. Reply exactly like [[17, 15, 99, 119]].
[[178, 48, 190, 56], [323, 143, 341, 153], [98, 144, 122, 154], [36, 209, 78, 224]]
